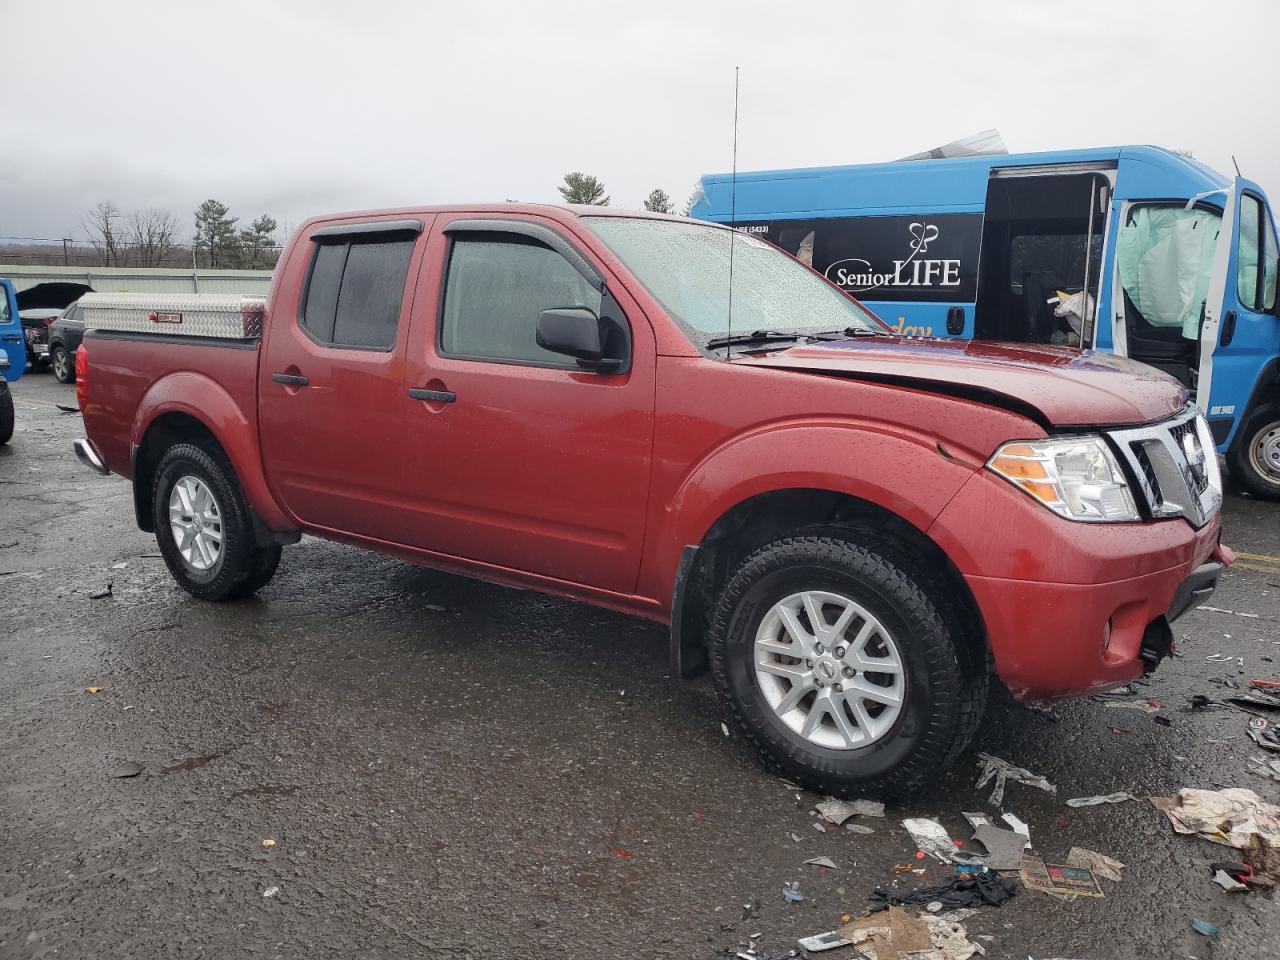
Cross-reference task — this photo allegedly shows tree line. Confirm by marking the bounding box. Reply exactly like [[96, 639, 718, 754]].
[[80, 200, 280, 269], [557, 173, 695, 216]]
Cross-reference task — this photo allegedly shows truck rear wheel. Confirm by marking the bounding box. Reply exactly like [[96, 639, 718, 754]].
[[152, 442, 282, 601], [1229, 403, 1280, 501], [709, 534, 985, 797], [0, 381, 12, 445]]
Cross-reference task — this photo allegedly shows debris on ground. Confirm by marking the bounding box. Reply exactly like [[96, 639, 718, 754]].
[[1019, 855, 1104, 898], [974, 753, 1056, 806], [803, 856, 837, 869], [85, 686, 102, 695], [108, 761, 143, 778], [1151, 787, 1280, 882], [782, 881, 805, 902], [788, 832, 803, 843], [903, 817, 960, 862], [1103, 698, 1161, 714], [1191, 918, 1219, 937], [1213, 869, 1249, 892], [720, 722, 730, 737], [816, 797, 884, 823], [961, 812, 993, 831], [1000, 813, 1030, 846], [262, 885, 280, 898], [262, 838, 276, 848], [1064, 791, 1139, 807], [89, 583, 113, 600], [55, 402, 80, 414], [1247, 717, 1280, 752], [812, 821, 830, 833], [797, 929, 850, 953], [919, 912, 984, 960], [1065, 847, 1124, 882], [846, 823, 876, 834], [971, 825, 1027, 870], [869, 871, 1019, 912], [838, 906, 933, 960], [1250, 757, 1280, 782]]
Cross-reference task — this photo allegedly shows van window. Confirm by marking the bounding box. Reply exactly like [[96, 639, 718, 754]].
[[1009, 234, 1104, 292], [301, 235, 415, 349], [1116, 204, 1221, 339], [440, 235, 602, 365], [1238, 195, 1278, 313]]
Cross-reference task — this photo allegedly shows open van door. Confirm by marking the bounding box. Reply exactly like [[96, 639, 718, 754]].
[[0, 279, 25, 382], [1195, 180, 1240, 411]]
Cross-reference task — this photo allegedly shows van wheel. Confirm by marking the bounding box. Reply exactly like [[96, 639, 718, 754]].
[[1229, 403, 1280, 501], [152, 442, 281, 600], [0, 381, 12, 445], [709, 534, 985, 797]]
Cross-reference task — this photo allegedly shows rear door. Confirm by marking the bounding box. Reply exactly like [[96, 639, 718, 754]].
[[0, 281, 23, 381], [1199, 179, 1279, 441], [259, 217, 432, 540]]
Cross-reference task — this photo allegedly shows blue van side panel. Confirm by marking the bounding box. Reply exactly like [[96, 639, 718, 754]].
[[0, 279, 25, 382]]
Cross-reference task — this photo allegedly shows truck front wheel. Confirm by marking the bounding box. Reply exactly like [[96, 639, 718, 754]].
[[709, 534, 985, 797], [1229, 403, 1280, 501], [152, 442, 282, 601]]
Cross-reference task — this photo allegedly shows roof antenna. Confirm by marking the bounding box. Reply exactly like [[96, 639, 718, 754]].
[[1232, 154, 1242, 177], [725, 66, 740, 361]]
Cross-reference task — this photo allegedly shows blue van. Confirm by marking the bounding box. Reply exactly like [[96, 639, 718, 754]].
[[692, 146, 1280, 497], [0, 278, 23, 444]]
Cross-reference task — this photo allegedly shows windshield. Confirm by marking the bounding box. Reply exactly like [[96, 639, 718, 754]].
[[585, 217, 883, 347]]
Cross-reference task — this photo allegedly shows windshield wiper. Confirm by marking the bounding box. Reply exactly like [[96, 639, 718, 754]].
[[809, 326, 888, 340], [705, 329, 802, 350]]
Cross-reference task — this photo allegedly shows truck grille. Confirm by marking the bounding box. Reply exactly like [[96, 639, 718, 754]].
[[1107, 407, 1221, 528]]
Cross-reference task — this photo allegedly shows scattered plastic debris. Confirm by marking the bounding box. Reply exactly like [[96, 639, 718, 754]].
[[1213, 869, 1248, 892], [961, 812, 993, 831], [85, 686, 102, 695], [1019, 855, 1104, 898], [788, 832, 803, 843], [1250, 757, 1280, 782], [1191, 918, 1219, 937], [1248, 716, 1280, 752], [797, 929, 849, 953], [89, 583, 113, 600], [1000, 813, 1030, 847], [869, 872, 1019, 912], [971, 825, 1027, 870], [1151, 788, 1280, 882], [782, 881, 805, 902], [1065, 847, 1123, 882], [903, 817, 959, 862], [846, 823, 876, 835], [262, 885, 280, 898], [262, 838, 276, 848], [812, 821, 829, 834], [974, 753, 1055, 806], [920, 911, 984, 960], [720, 722, 730, 737], [610, 847, 633, 860], [816, 797, 884, 823], [1065, 792, 1139, 807], [803, 856, 837, 869], [108, 761, 142, 778]]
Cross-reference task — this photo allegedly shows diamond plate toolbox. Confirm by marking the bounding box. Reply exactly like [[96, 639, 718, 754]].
[[81, 293, 265, 340]]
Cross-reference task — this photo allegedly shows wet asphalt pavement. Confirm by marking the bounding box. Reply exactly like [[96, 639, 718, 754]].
[[2, 373, 1279, 960]]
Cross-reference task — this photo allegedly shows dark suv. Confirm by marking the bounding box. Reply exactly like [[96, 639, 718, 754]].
[[48, 302, 86, 384]]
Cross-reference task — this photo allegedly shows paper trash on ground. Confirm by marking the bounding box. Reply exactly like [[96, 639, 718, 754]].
[[974, 753, 1055, 806], [1066, 847, 1124, 882], [972, 824, 1028, 871], [1151, 788, 1280, 881], [837, 906, 933, 960], [1019, 855, 1105, 898], [904, 817, 959, 862], [816, 797, 885, 824], [1065, 792, 1139, 807]]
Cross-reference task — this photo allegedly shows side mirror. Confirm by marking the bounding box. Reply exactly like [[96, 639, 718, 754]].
[[536, 307, 621, 371]]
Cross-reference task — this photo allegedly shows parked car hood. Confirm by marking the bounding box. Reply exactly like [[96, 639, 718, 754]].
[[737, 336, 1188, 428]]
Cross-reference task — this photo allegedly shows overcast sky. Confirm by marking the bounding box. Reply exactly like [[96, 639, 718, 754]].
[[3, 0, 1278, 243]]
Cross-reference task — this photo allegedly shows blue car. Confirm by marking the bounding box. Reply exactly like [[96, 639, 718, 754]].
[[0, 278, 24, 444]]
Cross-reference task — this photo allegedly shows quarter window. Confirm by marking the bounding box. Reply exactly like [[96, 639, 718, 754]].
[[440, 235, 602, 364], [301, 234, 415, 349]]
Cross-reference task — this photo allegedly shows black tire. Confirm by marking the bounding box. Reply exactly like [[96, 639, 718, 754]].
[[709, 534, 985, 797], [1228, 402, 1280, 500], [152, 442, 281, 600], [50, 345, 75, 384], [0, 381, 12, 445]]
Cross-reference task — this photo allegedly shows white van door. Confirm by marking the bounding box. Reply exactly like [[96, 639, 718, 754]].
[[1197, 179, 1241, 409]]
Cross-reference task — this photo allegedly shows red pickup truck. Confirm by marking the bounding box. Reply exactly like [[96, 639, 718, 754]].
[[73, 205, 1228, 795]]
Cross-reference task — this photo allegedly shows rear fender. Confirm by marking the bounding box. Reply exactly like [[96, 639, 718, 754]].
[[131, 371, 293, 532], [646, 419, 980, 607]]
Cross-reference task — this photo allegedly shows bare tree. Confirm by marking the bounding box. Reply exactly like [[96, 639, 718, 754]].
[[82, 201, 123, 266], [125, 209, 179, 267]]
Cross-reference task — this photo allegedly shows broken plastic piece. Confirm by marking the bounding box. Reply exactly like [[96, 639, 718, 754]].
[[803, 856, 837, 869], [816, 797, 884, 823], [262, 885, 280, 898], [974, 753, 1055, 806], [1065, 792, 1139, 807], [971, 824, 1026, 871], [962, 812, 993, 831], [1000, 813, 1030, 847], [796, 929, 849, 953], [85, 687, 102, 694], [782, 881, 805, 902], [1213, 869, 1248, 892], [1191, 918, 1219, 936], [903, 818, 959, 862], [846, 823, 876, 834]]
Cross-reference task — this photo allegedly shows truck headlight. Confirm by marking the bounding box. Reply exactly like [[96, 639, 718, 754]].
[[988, 436, 1138, 522]]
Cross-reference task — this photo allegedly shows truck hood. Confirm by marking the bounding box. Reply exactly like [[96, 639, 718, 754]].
[[738, 336, 1188, 428]]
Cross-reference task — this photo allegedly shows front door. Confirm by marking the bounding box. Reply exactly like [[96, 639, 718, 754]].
[[0, 281, 24, 381], [259, 218, 431, 541], [397, 214, 656, 594]]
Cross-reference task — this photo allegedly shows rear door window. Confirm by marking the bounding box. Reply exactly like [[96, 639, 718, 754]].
[[1238, 194, 1278, 313], [301, 234, 415, 349]]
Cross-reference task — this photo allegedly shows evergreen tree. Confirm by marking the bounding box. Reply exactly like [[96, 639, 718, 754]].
[[193, 199, 239, 267], [643, 189, 675, 214], [558, 172, 609, 206]]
